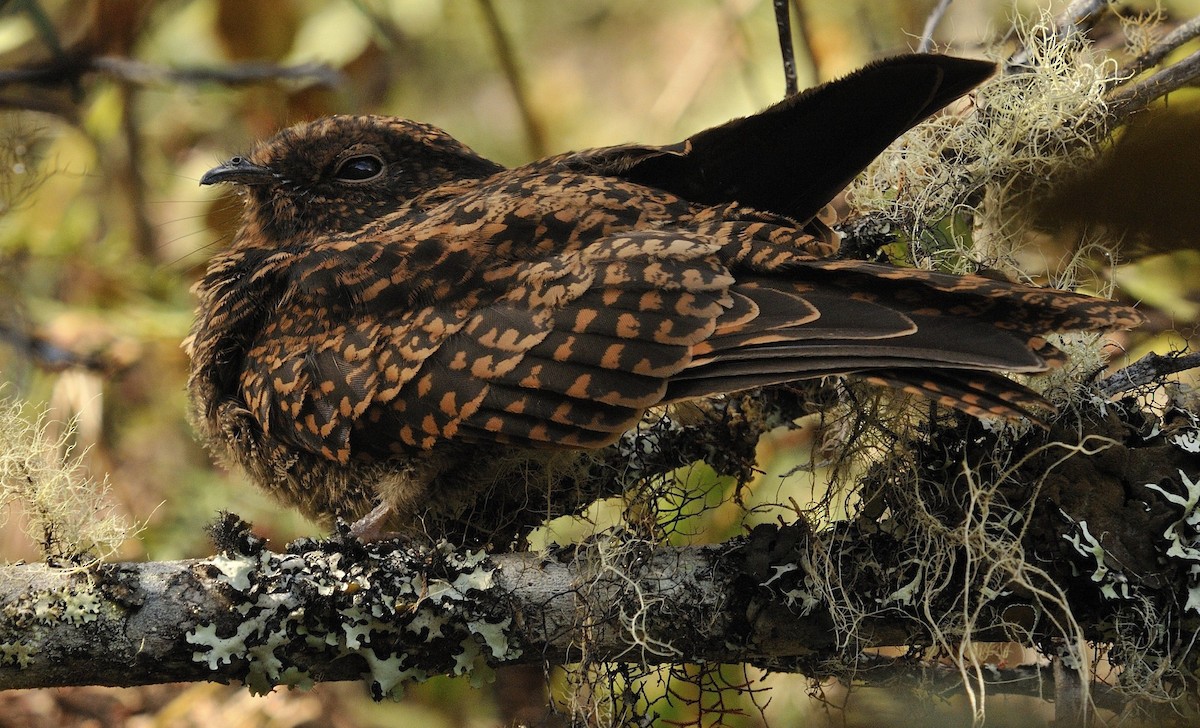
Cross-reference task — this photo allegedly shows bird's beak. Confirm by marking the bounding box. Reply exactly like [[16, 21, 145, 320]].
[[200, 157, 276, 186]]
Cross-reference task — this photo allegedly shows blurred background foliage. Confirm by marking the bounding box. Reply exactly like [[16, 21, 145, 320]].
[[0, 0, 1194, 725]]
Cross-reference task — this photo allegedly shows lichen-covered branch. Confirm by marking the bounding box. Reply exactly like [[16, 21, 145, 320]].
[[0, 522, 826, 696], [0, 530, 998, 693], [1, 390, 1197, 714]]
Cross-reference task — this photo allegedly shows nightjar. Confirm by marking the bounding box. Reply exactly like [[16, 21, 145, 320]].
[[186, 55, 1142, 541]]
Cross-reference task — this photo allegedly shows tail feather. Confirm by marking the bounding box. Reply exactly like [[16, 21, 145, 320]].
[[864, 370, 1050, 424]]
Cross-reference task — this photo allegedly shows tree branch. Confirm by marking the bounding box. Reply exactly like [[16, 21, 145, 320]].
[[1109, 48, 1200, 122], [0, 395, 1192, 721], [472, 0, 547, 158], [1097, 350, 1200, 398], [0, 523, 841, 694], [0, 54, 342, 91], [917, 0, 955, 54]]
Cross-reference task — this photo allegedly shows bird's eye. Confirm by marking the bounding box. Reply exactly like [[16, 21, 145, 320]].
[[333, 155, 385, 182]]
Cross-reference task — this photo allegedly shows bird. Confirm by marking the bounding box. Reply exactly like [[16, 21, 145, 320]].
[[186, 54, 1143, 540]]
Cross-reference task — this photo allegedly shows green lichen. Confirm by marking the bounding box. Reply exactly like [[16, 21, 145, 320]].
[[0, 397, 134, 563], [1144, 467, 1200, 614], [187, 528, 522, 699], [1062, 515, 1132, 601], [0, 580, 103, 668]]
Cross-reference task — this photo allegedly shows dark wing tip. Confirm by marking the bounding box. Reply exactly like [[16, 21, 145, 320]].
[[617, 53, 996, 221]]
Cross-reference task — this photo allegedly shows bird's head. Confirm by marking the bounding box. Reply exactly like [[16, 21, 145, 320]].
[[201, 115, 504, 245]]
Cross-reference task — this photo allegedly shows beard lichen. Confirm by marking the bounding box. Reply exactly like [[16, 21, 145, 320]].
[[0, 396, 134, 564], [845, 7, 1122, 284]]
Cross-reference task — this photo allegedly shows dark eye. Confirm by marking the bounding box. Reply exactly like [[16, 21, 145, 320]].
[[333, 155, 384, 182]]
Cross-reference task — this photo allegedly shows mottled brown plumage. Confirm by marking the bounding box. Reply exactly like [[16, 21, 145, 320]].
[[186, 55, 1143, 534]]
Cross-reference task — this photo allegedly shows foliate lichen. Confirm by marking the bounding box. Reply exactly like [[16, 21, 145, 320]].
[[1167, 408, 1200, 454], [187, 525, 522, 699], [1061, 513, 1132, 601], [0, 581, 104, 668], [1144, 466, 1200, 614]]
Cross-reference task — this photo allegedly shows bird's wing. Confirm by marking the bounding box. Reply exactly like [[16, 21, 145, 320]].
[[661, 248, 1144, 419], [239, 225, 1143, 461], [235, 230, 731, 460], [385, 231, 735, 449], [238, 300, 473, 463], [432, 225, 1127, 445], [597, 54, 996, 222]]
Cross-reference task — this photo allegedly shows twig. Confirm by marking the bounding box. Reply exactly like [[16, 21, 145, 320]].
[[918, 0, 955, 53], [472, 0, 547, 158], [0, 323, 112, 375], [1052, 0, 1116, 39], [773, 0, 798, 96], [89, 57, 342, 88], [117, 82, 153, 260], [1118, 15, 1200, 82], [1097, 350, 1200, 398], [1108, 48, 1200, 122]]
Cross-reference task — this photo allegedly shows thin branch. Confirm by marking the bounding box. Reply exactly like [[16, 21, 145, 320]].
[[1053, 0, 1116, 39], [88, 57, 343, 88], [1118, 15, 1200, 81], [0, 54, 343, 91], [1108, 48, 1200, 122], [0, 323, 113, 375], [918, 0, 955, 54], [116, 83, 153, 260], [774, 0, 798, 96]]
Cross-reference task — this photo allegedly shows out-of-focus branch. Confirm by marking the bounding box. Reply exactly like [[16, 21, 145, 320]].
[[472, 0, 547, 158], [0, 53, 343, 91], [0, 323, 113, 375], [918, 0, 955, 53]]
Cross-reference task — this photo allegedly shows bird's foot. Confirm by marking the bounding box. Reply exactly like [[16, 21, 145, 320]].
[[348, 501, 398, 542]]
